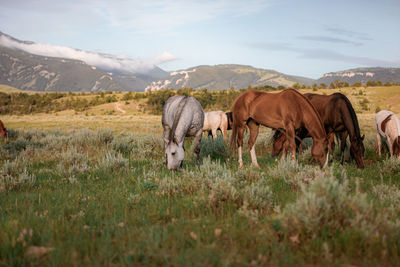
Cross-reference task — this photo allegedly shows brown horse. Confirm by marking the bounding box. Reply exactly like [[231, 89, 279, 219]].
[[230, 89, 329, 168], [272, 93, 365, 168], [0, 120, 8, 140]]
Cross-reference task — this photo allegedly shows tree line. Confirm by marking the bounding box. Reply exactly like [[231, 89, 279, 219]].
[[0, 81, 398, 115]]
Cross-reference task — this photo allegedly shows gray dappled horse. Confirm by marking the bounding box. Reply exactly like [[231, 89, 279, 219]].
[[162, 95, 204, 170]]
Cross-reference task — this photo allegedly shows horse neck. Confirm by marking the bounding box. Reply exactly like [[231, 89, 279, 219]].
[[169, 96, 189, 143], [296, 96, 326, 140]]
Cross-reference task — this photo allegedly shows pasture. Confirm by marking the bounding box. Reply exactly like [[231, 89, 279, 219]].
[[1, 86, 400, 266]]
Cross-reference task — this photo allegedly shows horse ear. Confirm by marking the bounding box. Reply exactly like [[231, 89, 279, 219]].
[[361, 134, 365, 140]]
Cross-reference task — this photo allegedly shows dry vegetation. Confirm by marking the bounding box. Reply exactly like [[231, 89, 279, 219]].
[[1, 85, 400, 265]]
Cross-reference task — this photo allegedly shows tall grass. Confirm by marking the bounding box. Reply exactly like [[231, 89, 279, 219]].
[[0, 128, 399, 266]]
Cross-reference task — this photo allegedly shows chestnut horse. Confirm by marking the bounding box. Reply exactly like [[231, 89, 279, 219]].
[[272, 93, 365, 168], [0, 120, 8, 139], [230, 89, 329, 168], [375, 110, 400, 157]]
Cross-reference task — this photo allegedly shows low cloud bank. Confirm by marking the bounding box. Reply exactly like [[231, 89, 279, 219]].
[[0, 35, 177, 73]]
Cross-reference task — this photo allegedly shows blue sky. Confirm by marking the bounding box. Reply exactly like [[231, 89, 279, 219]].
[[0, 0, 399, 78]]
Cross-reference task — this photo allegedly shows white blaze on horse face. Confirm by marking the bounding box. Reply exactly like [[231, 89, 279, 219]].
[[166, 142, 185, 170]]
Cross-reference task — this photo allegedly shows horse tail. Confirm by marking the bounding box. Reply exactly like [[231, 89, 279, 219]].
[[230, 114, 238, 150]]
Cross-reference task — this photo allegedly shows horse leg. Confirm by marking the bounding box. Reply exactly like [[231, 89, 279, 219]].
[[296, 138, 303, 154], [212, 128, 217, 139], [163, 126, 171, 165], [193, 129, 203, 165], [281, 140, 290, 161], [328, 132, 335, 154], [237, 125, 246, 169], [388, 137, 394, 157], [376, 132, 382, 157], [340, 131, 348, 165], [286, 123, 296, 162], [247, 119, 260, 168]]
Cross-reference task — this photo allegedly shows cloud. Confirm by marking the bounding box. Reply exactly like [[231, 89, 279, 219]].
[[0, 34, 177, 73], [246, 41, 400, 66], [297, 35, 363, 46], [324, 26, 373, 41], [0, 0, 271, 35]]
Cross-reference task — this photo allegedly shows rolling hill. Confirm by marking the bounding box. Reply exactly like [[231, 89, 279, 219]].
[[145, 64, 314, 91]]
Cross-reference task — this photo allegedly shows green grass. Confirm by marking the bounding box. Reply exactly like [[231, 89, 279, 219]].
[[1, 126, 400, 266]]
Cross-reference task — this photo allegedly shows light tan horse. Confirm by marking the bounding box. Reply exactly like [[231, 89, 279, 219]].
[[375, 110, 400, 157], [230, 89, 329, 168], [203, 111, 228, 139]]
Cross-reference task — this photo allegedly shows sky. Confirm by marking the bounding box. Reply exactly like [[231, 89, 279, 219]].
[[0, 0, 399, 79]]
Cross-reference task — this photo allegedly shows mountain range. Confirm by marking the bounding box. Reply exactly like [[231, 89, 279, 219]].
[[0, 31, 399, 92]]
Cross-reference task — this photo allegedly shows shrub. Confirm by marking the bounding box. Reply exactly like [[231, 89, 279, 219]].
[[278, 172, 400, 245], [56, 147, 91, 175], [380, 157, 400, 175], [199, 135, 231, 161], [268, 157, 324, 187], [0, 158, 35, 192], [243, 179, 274, 210], [97, 151, 129, 173]]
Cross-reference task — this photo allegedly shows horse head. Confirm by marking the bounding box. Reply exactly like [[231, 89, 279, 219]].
[[165, 140, 185, 170], [350, 135, 365, 168], [312, 137, 329, 168], [392, 136, 400, 157]]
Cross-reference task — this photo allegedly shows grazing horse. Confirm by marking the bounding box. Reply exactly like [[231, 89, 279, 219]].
[[375, 110, 400, 157], [230, 89, 329, 168], [0, 120, 8, 139], [272, 93, 365, 168], [204, 111, 228, 138], [162, 95, 204, 170]]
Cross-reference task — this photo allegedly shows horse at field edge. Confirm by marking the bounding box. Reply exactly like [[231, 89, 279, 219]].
[[230, 89, 330, 168], [375, 110, 400, 157], [162, 95, 205, 170]]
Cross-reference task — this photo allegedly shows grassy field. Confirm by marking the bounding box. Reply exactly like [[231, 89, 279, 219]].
[[1, 86, 400, 266]]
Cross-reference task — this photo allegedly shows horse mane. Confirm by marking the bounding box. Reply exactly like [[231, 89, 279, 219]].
[[169, 96, 189, 143], [335, 93, 362, 139], [286, 89, 325, 133]]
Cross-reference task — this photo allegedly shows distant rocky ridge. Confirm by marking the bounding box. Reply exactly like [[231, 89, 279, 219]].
[[317, 67, 400, 85]]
